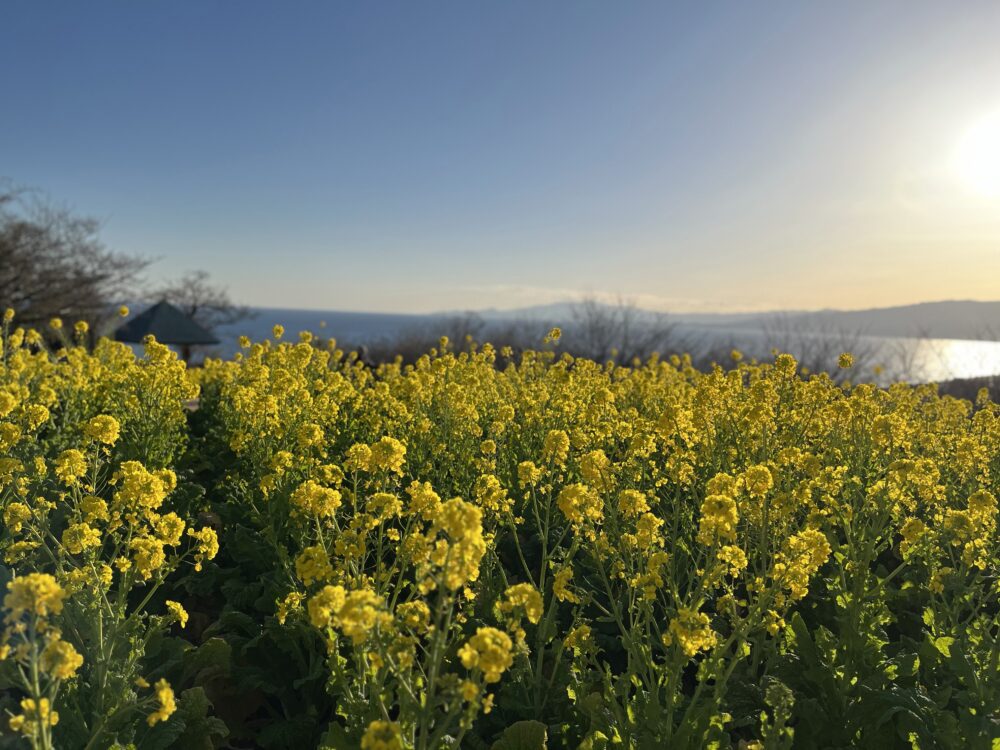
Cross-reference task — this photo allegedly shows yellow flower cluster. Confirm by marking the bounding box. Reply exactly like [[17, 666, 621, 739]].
[[553, 566, 580, 603], [664, 607, 718, 658], [0, 325, 210, 749], [361, 720, 404, 750], [7, 315, 989, 747], [9, 698, 59, 734], [54, 449, 87, 486], [557, 483, 603, 528], [2, 574, 83, 743], [146, 678, 177, 726], [697, 494, 739, 545], [499, 582, 544, 625], [459, 627, 514, 683], [309, 586, 392, 645], [290, 479, 342, 518], [4, 573, 65, 618], [425, 498, 487, 591], [773, 529, 832, 601], [83, 414, 121, 445], [40, 640, 83, 680]]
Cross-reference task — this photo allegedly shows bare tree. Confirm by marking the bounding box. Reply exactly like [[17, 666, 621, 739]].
[[756, 314, 880, 383], [0, 185, 147, 330], [367, 298, 681, 367], [152, 269, 253, 330], [568, 296, 679, 363]]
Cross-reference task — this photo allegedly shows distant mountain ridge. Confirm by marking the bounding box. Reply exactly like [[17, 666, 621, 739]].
[[469, 299, 1000, 342], [193, 299, 1000, 383], [215, 299, 1000, 353], [678, 300, 1000, 341]]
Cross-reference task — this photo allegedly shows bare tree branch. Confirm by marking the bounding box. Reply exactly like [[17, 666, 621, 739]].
[[0, 183, 148, 331], [569, 295, 679, 364], [151, 269, 253, 330]]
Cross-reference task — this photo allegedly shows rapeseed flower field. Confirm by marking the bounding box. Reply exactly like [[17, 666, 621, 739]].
[[2, 313, 999, 749]]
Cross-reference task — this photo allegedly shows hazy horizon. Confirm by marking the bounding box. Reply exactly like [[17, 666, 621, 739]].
[[4, 1, 1000, 314], [230, 296, 1000, 319]]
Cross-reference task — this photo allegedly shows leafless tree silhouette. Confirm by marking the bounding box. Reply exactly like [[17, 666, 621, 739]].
[[0, 184, 147, 331], [568, 296, 680, 364], [153, 270, 253, 330]]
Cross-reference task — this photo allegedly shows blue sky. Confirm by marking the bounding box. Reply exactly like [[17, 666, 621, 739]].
[[3, 1, 1000, 313]]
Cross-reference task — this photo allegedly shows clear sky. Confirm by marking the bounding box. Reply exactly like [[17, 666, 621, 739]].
[[3, 1, 1000, 314]]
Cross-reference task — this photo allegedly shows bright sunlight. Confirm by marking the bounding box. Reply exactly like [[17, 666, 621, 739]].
[[954, 110, 1000, 198]]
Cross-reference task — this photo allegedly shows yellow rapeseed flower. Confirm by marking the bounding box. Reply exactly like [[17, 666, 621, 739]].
[[40, 638, 84, 680], [499, 583, 544, 625], [147, 679, 176, 726], [165, 600, 189, 628], [61, 522, 102, 555], [664, 607, 717, 658], [697, 495, 739, 546], [54, 449, 87, 486], [83, 414, 121, 445], [5, 573, 66, 619], [361, 720, 404, 750], [557, 483, 603, 528], [290, 480, 342, 518], [459, 627, 513, 683]]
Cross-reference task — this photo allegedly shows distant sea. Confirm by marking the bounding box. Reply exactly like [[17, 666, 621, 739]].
[[671, 323, 1000, 384], [214, 307, 445, 350], [205, 307, 1000, 385]]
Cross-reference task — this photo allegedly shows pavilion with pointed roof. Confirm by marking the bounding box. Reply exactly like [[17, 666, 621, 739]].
[[114, 300, 219, 361]]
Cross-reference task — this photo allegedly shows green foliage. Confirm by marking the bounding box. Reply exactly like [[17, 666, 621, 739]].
[[490, 720, 547, 750], [4, 320, 1000, 749]]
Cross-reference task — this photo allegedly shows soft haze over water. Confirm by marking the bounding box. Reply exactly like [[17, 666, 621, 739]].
[[203, 307, 1000, 384]]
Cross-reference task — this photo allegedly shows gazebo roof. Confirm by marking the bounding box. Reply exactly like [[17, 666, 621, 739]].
[[114, 301, 219, 346]]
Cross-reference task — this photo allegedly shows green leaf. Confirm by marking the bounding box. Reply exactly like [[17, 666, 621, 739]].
[[490, 720, 548, 750], [578, 732, 610, 750], [138, 713, 187, 750], [921, 609, 935, 628], [890, 652, 920, 679], [169, 688, 229, 750], [932, 637, 955, 658], [181, 637, 232, 686], [257, 717, 323, 750], [318, 722, 360, 750]]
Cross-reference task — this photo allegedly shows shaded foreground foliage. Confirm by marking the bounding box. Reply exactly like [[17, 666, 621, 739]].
[[2, 317, 1000, 749]]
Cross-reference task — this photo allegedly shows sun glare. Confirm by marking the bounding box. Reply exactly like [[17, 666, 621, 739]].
[[954, 111, 1000, 198]]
